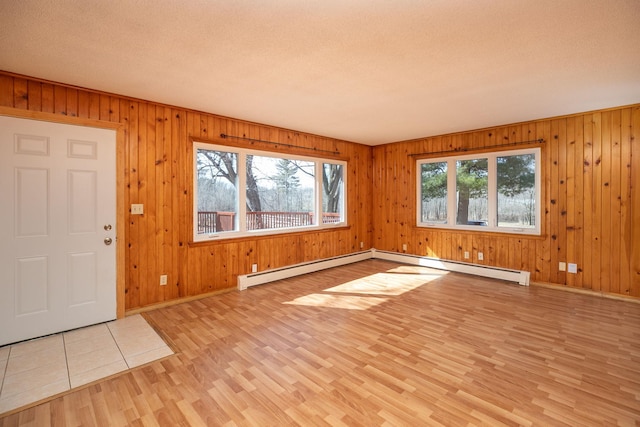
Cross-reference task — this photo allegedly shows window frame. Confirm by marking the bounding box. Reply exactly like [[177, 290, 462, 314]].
[[416, 147, 541, 235], [193, 142, 347, 242]]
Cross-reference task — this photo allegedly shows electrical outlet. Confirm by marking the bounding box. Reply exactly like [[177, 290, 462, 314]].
[[559, 262, 566, 272], [251, 264, 258, 273], [568, 263, 578, 274], [402, 244, 407, 251], [464, 251, 469, 259], [160, 274, 167, 286], [478, 252, 483, 261], [131, 204, 144, 215], [360, 241, 364, 249]]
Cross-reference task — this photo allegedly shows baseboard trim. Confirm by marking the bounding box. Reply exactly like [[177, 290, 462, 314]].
[[237, 248, 530, 290], [530, 281, 640, 304], [125, 288, 236, 316], [371, 249, 530, 286], [237, 251, 373, 290]]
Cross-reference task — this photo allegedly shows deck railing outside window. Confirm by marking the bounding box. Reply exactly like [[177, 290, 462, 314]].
[[198, 211, 341, 233]]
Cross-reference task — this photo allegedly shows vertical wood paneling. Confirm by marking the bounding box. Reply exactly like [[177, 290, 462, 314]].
[[13, 78, 27, 110], [0, 72, 636, 304], [66, 88, 78, 117], [54, 85, 66, 114], [572, 115, 584, 289], [123, 99, 139, 309], [557, 119, 567, 285], [538, 120, 552, 282], [27, 80, 41, 111], [140, 103, 155, 306], [582, 115, 594, 289], [89, 93, 100, 120], [78, 90, 89, 118], [174, 109, 188, 300], [631, 106, 640, 296], [619, 109, 632, 294], [601, 112, 612, 292], [0, 74, 12, 105], [99, 94, 111, 120], [372, 104, 639, 298], [549, 120, 561, 285], [592, 113, 603, 291], [565, 117, 576, 287], [609, 110, 621, 294], [41, 83, 54, 113]]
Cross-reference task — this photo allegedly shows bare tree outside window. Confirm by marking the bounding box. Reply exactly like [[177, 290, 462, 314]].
[[194, 144, 347, 238]]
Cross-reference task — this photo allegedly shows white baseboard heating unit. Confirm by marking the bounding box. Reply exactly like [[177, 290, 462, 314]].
[[371, 249, 530, 286], [237, 251, 373, 290], [237, 248, 530, 290]]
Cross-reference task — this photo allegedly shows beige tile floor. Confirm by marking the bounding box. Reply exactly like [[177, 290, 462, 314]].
[[0, 314, 173, 414]]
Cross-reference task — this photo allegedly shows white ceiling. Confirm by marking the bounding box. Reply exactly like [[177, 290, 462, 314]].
[[1, 0, 639, 145]]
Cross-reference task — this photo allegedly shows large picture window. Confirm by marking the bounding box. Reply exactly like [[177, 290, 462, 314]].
[[194, 143, 346, 241], [417, 148, 540, 234]]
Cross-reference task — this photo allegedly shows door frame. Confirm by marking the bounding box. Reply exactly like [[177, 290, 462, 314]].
[[0, 106, 126, 318]]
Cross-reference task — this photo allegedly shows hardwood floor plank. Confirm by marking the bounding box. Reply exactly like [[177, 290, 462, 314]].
[[2, 260, 639, 425]]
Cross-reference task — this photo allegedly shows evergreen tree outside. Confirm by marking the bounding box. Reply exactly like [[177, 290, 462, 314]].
[[419, 151, 537, 228], [456, 158, 488, 225], [420, 162, 447, 222]]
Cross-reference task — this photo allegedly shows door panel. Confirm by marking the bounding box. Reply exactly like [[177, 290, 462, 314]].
[[15, 256, 48, 315], [15, 167, 49, 236], [0, 116, 116, 346], [68, 169, 97, 234]]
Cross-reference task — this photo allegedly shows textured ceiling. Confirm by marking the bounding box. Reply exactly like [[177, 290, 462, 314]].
[[1, 0, 639, 145]]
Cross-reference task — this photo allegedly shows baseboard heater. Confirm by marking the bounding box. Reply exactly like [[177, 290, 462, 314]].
[[371, 249, 529, 286], [237, 251, 373, 290], [237, 248, 530, 290]]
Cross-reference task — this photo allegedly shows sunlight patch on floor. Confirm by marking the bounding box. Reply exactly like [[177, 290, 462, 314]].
[[325, 270, 446, 296], [284, 294, 388, 310], [284, 266, 447, 309]]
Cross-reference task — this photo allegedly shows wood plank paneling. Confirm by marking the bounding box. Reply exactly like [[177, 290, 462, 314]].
[[632, 106, 640, 297], [372, 105, 640, 297], [0, 72, 373, 311], [0, 71, 637, 302]]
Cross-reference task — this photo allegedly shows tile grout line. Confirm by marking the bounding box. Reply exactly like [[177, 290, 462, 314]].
[[0, 346, 12, 400], [106, 322, 131, 369], [61, 333, 71, 391]]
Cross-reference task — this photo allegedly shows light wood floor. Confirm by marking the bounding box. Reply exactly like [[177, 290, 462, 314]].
[[1, 260, 639, 426]]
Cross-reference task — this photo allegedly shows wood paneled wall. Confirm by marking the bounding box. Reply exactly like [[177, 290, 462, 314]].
[[372, 105, 640, 297], [0, 72, 373, 311], [1, 71, 638, 303]]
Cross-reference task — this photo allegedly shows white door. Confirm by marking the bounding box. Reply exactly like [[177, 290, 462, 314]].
[[0, 116, 116, 346]]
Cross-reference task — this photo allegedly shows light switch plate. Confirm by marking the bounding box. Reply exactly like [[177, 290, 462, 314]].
[[131, 204, 144, 215]]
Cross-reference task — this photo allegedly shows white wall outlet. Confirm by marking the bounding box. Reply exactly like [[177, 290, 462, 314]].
[[251, 264, 258, 273], [131, 204, 144, 215], [160, 274, 167, 286], [360, 241, 364, 249], [559, 262, 566, 272], [568, 263, 578, 274], [402, 244, 407, 251], [478, 252, 483, 261], [464, 251, 469, 259]]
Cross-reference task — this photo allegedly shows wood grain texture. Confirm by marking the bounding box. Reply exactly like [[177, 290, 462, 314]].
[[1, 260, 639, 425], [0, 71, 637, 304], [372, 105, 640, 297], [0, 71, 373, 312]]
